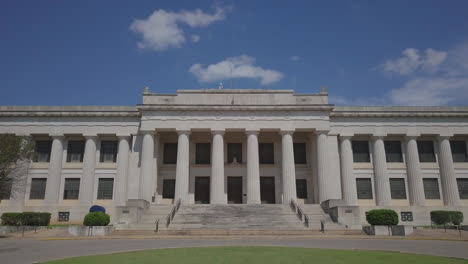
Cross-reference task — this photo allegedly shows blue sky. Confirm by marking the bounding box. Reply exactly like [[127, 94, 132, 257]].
[[1, 0, 468, 106]]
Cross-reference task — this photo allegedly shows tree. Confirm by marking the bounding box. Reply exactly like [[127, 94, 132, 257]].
[[0, 134, 35, 201]]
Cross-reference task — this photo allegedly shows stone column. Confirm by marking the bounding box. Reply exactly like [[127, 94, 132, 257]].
[[175, 130, 190, 204], [45, 135, 64, 205], [339, 135, 357, 205], [79, 135, 97, 205], [211, 130, 226, 204], [404, 136, 426, 206], [437, 136, 460, 206], [316, 130, 329, 202], [10, 135, 32, 207], [139, 131, 155, 202], [372, 136, 392, 206], [246, 130, 261, 204], [114, 136, 130, 206], [280, 130, 297, 204]]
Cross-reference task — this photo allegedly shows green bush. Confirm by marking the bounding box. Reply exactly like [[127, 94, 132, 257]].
[[83, 212, 110, 226], [449, 211, 464, 226], [366, 209, 399, 226], [431, 210, 451, 225], [1, 213, 22, 226], [1, 212, 51, 226]]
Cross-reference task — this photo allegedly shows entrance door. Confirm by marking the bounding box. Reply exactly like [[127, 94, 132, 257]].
[[195, 176, 210, 204], [260, 176, 276, 204], [227, 177, 243, 204]]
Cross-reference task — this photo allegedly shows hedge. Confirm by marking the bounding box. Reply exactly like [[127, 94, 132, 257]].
[[431, 210, 464, 226], [366, 209, 399, 226], [1, 212, 51, 226], [83, 212, 110, 226]]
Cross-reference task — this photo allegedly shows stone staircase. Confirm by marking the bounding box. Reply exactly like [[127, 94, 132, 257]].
[[301, 204, 346, 230], [125, 204, 173, 231]]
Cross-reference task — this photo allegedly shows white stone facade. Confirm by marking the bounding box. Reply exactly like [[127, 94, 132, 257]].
[[0, 89, 467, 227]]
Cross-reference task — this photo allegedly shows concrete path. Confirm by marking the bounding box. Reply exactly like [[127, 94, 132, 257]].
[[0, 237, 467, 264]]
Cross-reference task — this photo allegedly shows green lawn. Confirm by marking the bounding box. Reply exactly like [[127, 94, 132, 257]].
[[43, 246, 468, 264]]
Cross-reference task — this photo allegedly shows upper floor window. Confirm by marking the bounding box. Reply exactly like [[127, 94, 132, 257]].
[[259, 143, 274, 164], [352, 141, 370, 163], [227, 143, 242, 163], [67, 141, 85, 163], [450, 141, 468, 162], [417, 140, 436, 162], [385, 141, 403, 163], [100, 141, 118, 163], [294, 143, 307, 164], [195, 143, 211, 164], [34, 140, 52, 163], [389, 178, 407, 199], [163, 143, 177, 164]]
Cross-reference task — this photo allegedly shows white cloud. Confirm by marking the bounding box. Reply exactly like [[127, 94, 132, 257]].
[[380, 48, 447, 76], [130, 8, 226, 51], [290, 56, 301, 61], [189, 55, 284, 85], [191, 34, 200, 43]]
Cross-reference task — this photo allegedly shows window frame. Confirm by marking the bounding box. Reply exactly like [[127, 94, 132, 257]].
[[450, 140, 468, 163], [227, 143, 243, 164], [296, 179, 307, 199], [457, 178, 468, 199], [34, 140, 52, 163], [423, 178, 441, 199], [66, 140, 85, 163], [389, 178, 407, 199], [293, 143, 307, 164], [29, 178, 47, 200], [63, 178, 80, 200], [163, 143, 178, 164], [384, 140, 403, 163], [352, 141, 371, 163], [259, 143, 275, 164], [417, 140, 436, 163], [100, 140, 118, 163], [195, 143, 211, 165], [356, 178, 373, 199], [162, 179, 176, 199], [97, 178, 114, 200]]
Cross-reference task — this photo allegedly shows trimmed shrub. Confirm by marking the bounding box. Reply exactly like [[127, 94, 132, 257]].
[[431, 210, 452, 226], [366, 209, 399, 226], [1, 213, 22, 226], [1, 212, 51, 226], [449, 211, 464, 226], [89, 205, 106, 213], [83, 212, 110, 226]]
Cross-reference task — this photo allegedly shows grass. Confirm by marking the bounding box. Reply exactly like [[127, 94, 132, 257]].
[[42, 246, 468, 264]]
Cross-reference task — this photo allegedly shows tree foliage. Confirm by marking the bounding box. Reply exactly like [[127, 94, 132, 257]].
[[366, 209, 399, 226]]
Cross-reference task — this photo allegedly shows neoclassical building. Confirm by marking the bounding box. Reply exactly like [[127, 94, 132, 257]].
[[0, 88, 467, 228]]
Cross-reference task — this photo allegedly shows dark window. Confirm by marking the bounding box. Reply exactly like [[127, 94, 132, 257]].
[[457, 178, 468, 199], [417, 140, 436, 162], [294, 143, 307, 164], [451, 141, 468, 162], [390, 178, 407, 199], [195, 143, 211, 164], [67, 141, 85, 163], [29, 178, 46, 200], [0, 181, 12, 200], [97, 178, 114, 199], [162, 179, 175, 199], [423, 178, 441, 199], [356, 178, 373, 199], [401, 212, 413, 222], [100, 141, 118, 163], [63, 178, 80, 200], [352, 141, 370, 163], [34, 140, 52, 162], [58, 212, 70, 222], [296, 179, 307, 199], [227, 143, 242, 163], [163, 143, 177, 164], [259, 143, 274, 164], [385, 141, 403, 163]]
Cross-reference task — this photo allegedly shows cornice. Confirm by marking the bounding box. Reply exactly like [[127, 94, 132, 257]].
[[0, 106, 140, 117], [331, 106, 468, 117], [137, 104, 334, 111]]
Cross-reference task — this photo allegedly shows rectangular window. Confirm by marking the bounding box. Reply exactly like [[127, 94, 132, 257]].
[[423, 178, 441, 199], [457, 178, 468, 199], [195, 143, 211, 164], [34, 140, 52, 162], [259, 143, 274, 164], [356, 178, 373, 199], [67, 141, 85, 163], [29, 178, 46, 200], [390, 178, 407, 199], [0, 181, 12, 200], [97, 178, 114, 199], [227, 143, 242, 163], [293, 143, 307, 164], [385, 141, 403, 163], [401, 212, 413, 222], [58, 212, 70, 222], [352, 141, 370, 163], [163, 143, 177, 164], [451, 141, 468, 162], [296, 179, 307, 199], [100, 141, 118, 163], [417, 140, 436, 162], [162, 179, 175, 199], [63, 178, 80, 200]]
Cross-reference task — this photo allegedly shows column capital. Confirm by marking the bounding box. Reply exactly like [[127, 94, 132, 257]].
[[83, 134, 98, 140], [279, 130, 294, 136], [405, 135, 419, 142], [339, 133, 354, 140], [176, 129, 191, 136], [211, 130, 225, 136], [437, 134, 453, 140], [117, 135, 131, 141], [315, 129, 329, 136], [140, 130, 156, 136], [371, 135, 386, 140], [245, 129, 260, 136], [50, 135, 65, 140]]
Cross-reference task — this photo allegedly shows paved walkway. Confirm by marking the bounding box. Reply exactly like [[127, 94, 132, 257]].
[[1, 237, 467, 264]]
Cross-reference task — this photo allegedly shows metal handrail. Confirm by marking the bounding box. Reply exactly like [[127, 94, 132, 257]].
[[154, 219, 160, 233], [165, 199, 181, 228], [290, 199, 310, 228]]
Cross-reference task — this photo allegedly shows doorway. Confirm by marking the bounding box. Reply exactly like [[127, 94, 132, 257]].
[[195, 176, 210, 204], [260, 176, 276, 204], [227, 176, 243, 204]]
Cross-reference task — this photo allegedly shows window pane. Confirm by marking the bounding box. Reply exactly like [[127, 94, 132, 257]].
[[390, 178, 407, 199], [63, 178, 80, 200], [417, 140, 436, 162], [97, 178, 114, 199], [100, 141, 118, 163], [227, 143, 242, 163], [423, 178, 440, 199], [356, 178, 373, 199], [34, 140, 52, 162], [296, 179, 307, 199], [259, 143, 274, 164], [457, 178, 468, 199], [162, 179, 175, 199], [30, 178, 46, 200], [67, 141, 85, 163], [294, 143, 307, 164], [385, 141, 403, 163], [0, 181, 12, 200], [451, 141, 468, 162], [195, 143, 211, 164], [352, 141, 370, 163], [163, 143, 177, 164]]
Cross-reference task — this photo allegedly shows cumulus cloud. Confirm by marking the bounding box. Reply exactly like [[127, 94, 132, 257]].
[[189, 55, 284, 85], [380, 48, 447, 76], [130, 7, 226, 51]]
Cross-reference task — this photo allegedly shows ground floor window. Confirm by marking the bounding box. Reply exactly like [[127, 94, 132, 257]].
[[296, 179, 307, 199], [389, 178, 407, 199], [356, 178, 373, 199], [0, 181, 12, 200], [423, 178, 440, 199], [457, 178, 468, 199], [162, 179, 175, 199], [97, 178, 114, 199], [63, 178, 80, 200], [30, 178, 46, 199]]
